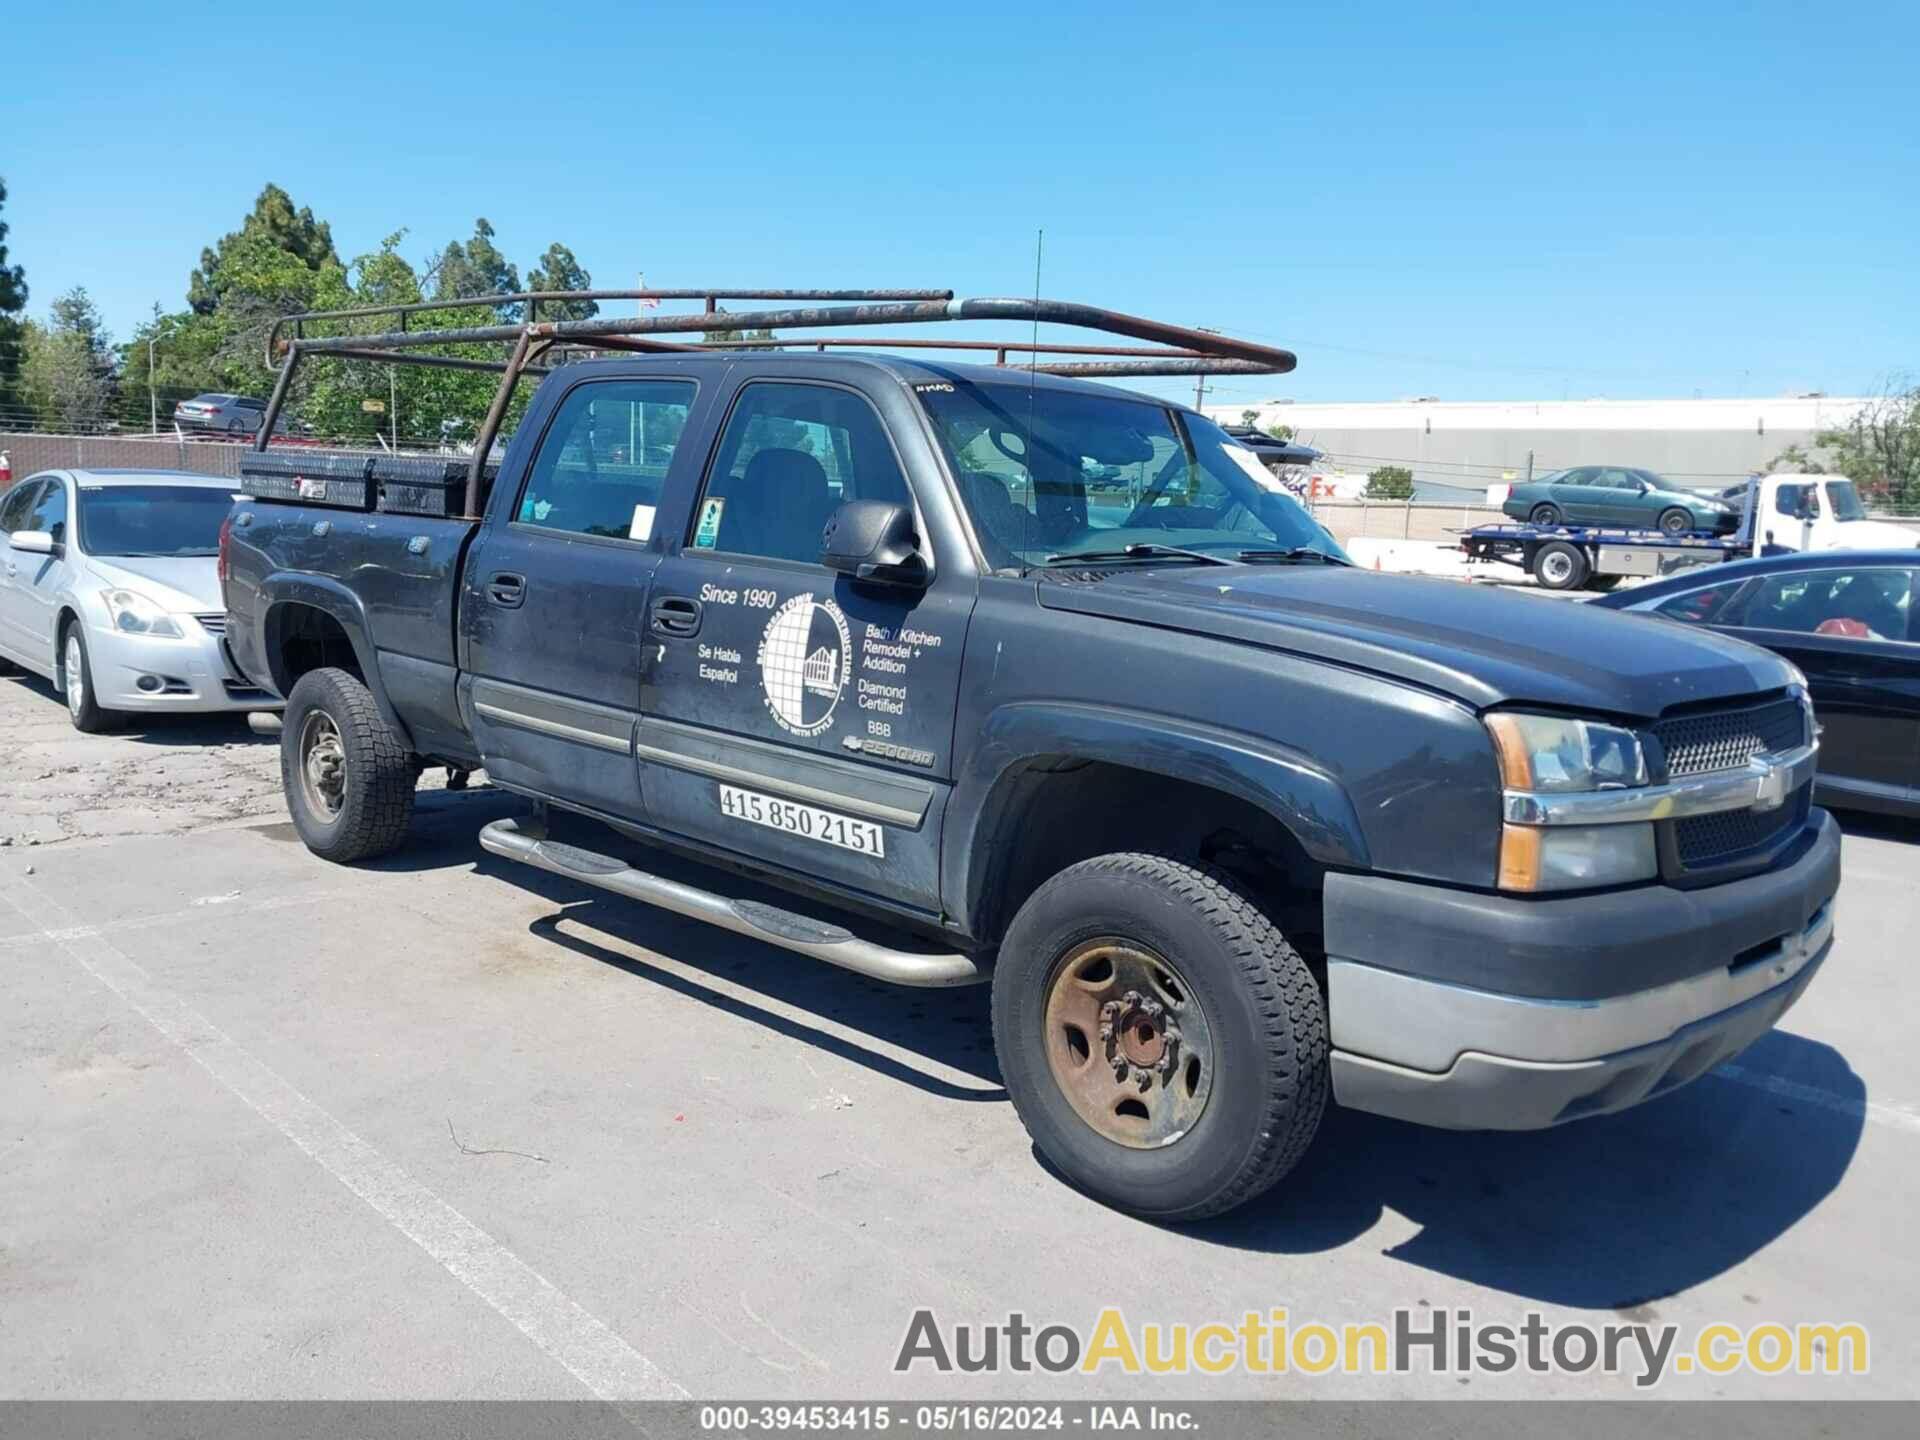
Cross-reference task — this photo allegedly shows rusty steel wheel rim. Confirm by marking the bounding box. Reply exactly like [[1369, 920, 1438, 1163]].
[[298, 710, 347, 821], [1041, 938, 1214, 1150]]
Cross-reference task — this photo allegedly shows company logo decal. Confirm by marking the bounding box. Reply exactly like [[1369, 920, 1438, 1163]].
[[758, 593, 852, 737]]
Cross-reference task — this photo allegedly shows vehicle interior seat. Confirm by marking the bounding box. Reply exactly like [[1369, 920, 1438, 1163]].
[[718, 448, 834, 561], [959, 469, 1029, 569]]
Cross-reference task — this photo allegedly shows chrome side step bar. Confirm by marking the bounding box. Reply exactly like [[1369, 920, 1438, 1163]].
[[478, 816, 989, 988]]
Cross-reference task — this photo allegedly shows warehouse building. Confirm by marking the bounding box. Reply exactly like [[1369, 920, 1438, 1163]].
[[1210, 395, 1869, 501]]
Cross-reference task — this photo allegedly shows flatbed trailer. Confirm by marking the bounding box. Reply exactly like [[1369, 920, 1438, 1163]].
[[1459, 520, 1757, 592]]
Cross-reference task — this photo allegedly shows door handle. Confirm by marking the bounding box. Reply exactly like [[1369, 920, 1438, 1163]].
[[487, 572, 527, 608], [650, 596, 702, 637]]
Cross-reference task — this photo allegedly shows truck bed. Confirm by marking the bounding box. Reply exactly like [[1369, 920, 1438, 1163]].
[[223, 476, 482, 765]]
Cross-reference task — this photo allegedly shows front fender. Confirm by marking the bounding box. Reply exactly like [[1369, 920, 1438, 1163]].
[[259, 573, 411, 743], [943, 701, 1370, 929]]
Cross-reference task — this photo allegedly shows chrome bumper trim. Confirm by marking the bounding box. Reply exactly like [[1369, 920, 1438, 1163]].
[[1503, 741, 1819, 827]]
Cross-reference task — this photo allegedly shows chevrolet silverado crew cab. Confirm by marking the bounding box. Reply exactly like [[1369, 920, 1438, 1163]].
[[221, 289, 1839, 1220]]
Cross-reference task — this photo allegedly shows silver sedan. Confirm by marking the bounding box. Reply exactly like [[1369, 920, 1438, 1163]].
[[0, 469, 279, 731]]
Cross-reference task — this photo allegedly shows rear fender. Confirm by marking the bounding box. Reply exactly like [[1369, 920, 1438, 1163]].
[[259, 574, 411, 744]]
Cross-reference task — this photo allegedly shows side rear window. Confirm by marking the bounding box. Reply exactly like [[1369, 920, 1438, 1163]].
[[692, 382, 908, 564], [515, 379, 696, 540]]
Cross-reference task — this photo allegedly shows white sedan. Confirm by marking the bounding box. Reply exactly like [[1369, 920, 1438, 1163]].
[[0, 468, 278, 732]]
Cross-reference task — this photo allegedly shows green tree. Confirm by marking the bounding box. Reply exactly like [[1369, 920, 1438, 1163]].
[[1264, 422, 1294, 442], [1813, 382, 1920, 509], [1362, 464, 1415, 500], [20, 287, 117, 431], [189, 183, 338, 316], [1239, 408, 1261, 428], [0, 177, 27, 423], [702, 311, 778, 349], [429, 218, 522, 322], [524, 242, 598, 322]]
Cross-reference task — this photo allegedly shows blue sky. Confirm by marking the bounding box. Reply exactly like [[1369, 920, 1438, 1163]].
[[3, 0, 1914, 405]]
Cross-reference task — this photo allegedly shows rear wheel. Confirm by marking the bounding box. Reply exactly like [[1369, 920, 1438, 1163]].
[[1657, 507, 1693, 537], [1528, 502, 1562, 526], [281, 666, 416, 862], [61, 626, 120, 733], [1532, 540, 1589, 591], [992, 853, 1328, 1221]]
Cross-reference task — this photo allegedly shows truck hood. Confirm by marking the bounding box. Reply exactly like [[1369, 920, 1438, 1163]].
[[83, 554, 221, 614], [1036, 566, 1793, 717]]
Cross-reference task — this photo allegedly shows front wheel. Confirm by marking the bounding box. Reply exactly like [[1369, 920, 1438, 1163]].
[[1657, 507, 1693, 537], [992, 854, 1328, 1221], [61, 626, 120, 733], [281, 666, 417, 862]]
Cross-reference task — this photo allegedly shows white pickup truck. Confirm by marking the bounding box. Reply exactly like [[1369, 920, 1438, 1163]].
[[1465, 473, 1918, 590]]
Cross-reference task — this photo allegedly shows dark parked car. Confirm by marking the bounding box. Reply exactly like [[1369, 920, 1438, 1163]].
[[1221, 423, 1321, 468], [1500, 466, 1738, 536], [1596, 550, 1919, 818]]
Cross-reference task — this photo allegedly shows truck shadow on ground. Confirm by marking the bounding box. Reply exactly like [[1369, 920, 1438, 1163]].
[[358, 790, 1004, 1103], [1186, 1026, 1865, 1309], [366, 790, 1864, 1309]]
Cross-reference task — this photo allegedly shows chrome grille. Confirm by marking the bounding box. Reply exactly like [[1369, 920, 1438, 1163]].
[[1652, 697, 1805, 778], [195, 612, 226, 636]]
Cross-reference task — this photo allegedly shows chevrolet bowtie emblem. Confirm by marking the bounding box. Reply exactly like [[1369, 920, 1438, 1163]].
[[1752, 758, 1788, 812]]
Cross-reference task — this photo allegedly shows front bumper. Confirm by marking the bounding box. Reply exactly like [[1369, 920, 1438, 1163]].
[[1324, 809, 1840, 1130], [85, 617, 279, 714]]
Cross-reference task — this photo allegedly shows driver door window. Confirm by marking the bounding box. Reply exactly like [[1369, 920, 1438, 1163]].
[[694, 382, 909, 566]]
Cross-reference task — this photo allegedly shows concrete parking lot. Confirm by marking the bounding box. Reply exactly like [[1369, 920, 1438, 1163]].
[[2, 670, 1916, 1402]]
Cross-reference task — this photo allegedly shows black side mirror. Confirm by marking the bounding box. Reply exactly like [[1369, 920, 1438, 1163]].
[[820, 499, 928, 588]]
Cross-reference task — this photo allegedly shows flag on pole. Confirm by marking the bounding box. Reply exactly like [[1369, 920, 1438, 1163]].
[[637, 273, 660, 312]]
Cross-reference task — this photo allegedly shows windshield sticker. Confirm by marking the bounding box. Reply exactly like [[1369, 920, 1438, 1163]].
[[628, 503, 656, 541], [693, 497, 725, 549], [758, 594, 852, 738], [1223, 444, 1285, 492]]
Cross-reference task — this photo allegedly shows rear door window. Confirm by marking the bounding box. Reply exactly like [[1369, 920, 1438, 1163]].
[[514, 379, 697, 541]]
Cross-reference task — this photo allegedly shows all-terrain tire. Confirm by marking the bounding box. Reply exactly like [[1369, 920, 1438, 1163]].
[[991, 853, 1328, 1222], [281, 666, 416, 863]]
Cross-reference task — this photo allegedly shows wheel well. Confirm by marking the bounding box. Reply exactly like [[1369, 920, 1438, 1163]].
[[54, 608, 80, 671], [265, 602, 362, 694], [971, 759, 1328, 969]]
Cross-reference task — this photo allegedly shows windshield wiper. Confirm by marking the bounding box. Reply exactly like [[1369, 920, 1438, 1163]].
[[1235, 547, 1352, 567], [1043, 543, 1235, 568]]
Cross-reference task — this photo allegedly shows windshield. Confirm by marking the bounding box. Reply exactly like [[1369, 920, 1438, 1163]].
[[1824, 480, 1868, 522], [78, 485, 234, 557], [914, 379, 1348, 570]]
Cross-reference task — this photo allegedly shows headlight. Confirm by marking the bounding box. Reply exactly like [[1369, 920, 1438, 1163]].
[[1497, 822, 1657, 893], [1486, 712, 1655, 891], [103, 589, 183, 638], [1485, 712, 1647, 792]]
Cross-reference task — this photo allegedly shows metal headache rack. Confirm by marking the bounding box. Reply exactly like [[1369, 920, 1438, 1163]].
[[254, 286, 1297, 518]]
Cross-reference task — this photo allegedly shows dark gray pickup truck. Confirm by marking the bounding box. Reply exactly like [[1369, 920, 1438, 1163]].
[[222, 291, 1839, 1220]]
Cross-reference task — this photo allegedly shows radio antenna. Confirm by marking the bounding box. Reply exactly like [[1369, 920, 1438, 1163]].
[[1021, 229, 1043, 569]]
